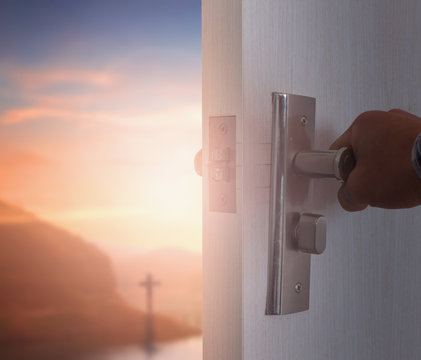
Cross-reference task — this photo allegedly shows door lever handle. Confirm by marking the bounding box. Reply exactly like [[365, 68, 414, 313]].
[[294, 147, 356, 182], [290, 148, 355, 257], [194, 149, 203, 176]]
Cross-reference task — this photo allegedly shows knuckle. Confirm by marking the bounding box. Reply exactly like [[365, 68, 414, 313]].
[[353, 110, 384, 126]]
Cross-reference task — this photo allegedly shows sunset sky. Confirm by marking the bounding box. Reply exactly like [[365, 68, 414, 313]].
[[0, 0, 202, 252]]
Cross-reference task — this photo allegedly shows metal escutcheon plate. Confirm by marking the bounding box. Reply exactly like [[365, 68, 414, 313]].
[[266, 93, 315, 315]]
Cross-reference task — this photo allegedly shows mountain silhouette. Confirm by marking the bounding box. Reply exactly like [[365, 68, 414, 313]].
[[0, 200, 199, 358]]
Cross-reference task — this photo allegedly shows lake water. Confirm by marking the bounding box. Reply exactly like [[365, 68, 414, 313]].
[[84, 337, 202, 360]]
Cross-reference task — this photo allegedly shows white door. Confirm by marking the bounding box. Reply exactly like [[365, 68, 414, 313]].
[[202, 1, 421, 359]]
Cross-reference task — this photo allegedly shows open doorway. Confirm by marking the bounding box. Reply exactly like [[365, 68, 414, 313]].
[[0, 1, 202, 359]]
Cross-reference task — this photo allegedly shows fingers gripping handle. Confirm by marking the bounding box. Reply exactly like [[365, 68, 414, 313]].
[[294, 147, 356, 182]]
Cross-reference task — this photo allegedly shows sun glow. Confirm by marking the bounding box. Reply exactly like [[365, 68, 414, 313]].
[[0, 61, 202, 252]]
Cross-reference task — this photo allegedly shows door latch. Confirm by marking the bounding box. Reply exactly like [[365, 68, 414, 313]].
[[266, 93, 355, 315]]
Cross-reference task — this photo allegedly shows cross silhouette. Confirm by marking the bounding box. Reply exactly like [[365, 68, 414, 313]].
[[139, 273, 161, 351]]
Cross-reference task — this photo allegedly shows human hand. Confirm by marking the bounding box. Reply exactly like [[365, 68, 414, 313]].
[[329, 109, 421, 211]]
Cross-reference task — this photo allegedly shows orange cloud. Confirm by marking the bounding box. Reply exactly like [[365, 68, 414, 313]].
[[0, 147, 51, 170], [0, 106, 133, 125], [0, 213, 36, 224], [11, 67, 116, 90], [0, 103, 201, 129], [0, 107, 73, 124]]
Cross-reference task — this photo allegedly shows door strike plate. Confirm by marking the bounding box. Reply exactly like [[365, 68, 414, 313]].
[[209, 116, 236, 213], [266, 93, 316, 315]]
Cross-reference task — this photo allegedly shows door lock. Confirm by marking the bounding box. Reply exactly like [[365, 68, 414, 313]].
[[266, 93, 355, 315]]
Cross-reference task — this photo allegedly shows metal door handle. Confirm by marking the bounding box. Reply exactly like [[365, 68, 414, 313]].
[[294, 147, 356, 182], [194, 149, 203, 176]]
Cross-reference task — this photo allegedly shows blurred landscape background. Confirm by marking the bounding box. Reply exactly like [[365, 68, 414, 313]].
[[0, 0, 202, 359], [0, 201, 201, 359]]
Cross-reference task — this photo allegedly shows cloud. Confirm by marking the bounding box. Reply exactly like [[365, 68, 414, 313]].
[[0, 147, 52, 170], [0, 106, 114, 125], [0, 104, 201, 130], [0, 59, 201, 128], [0, 213, 36, 224], [0, 107, 73, 125], [40, 207, 144, 222], [9, 66, 116, 90]]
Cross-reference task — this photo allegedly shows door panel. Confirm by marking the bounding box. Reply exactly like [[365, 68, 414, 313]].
[[203, 1, 421, 359]]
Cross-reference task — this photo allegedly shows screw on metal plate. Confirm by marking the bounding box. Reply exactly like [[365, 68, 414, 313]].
[[294, 282, 302, 293], [218, 122, 228, 134], [300, 115, 308, 126]]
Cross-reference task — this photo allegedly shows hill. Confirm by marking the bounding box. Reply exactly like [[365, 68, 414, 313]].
[[0, 200, 199, 359]]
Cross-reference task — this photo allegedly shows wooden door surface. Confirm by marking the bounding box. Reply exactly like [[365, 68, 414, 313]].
[[202, 1, 421, 359]]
